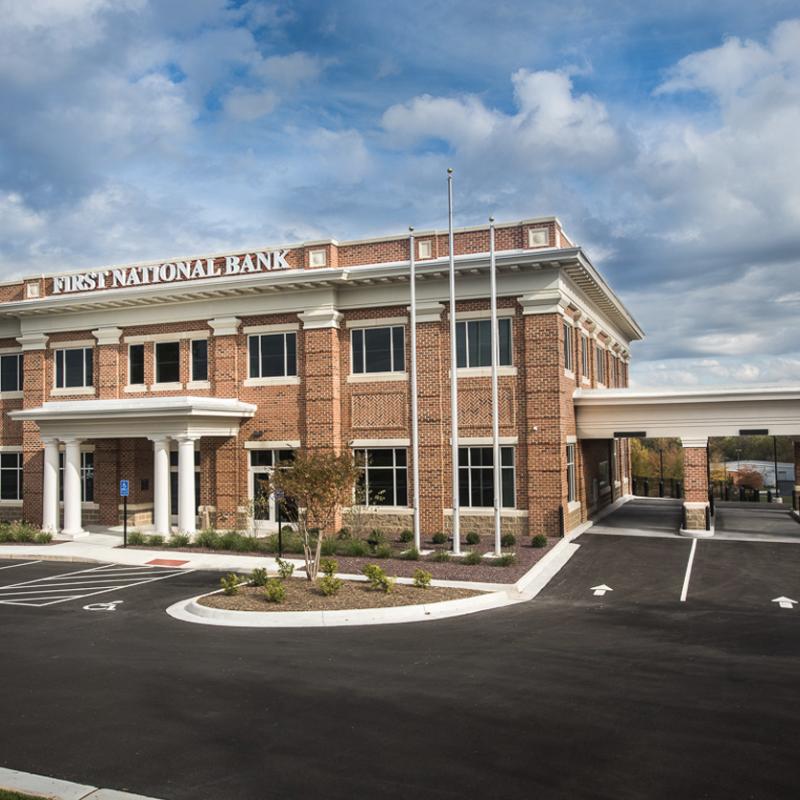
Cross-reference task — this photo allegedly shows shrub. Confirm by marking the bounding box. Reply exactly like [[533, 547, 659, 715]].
[[263, 578, 286, 603], [220, 573, 242, 596], [10, 522, 37, 543], [281, 525, 295, 535], [196, 529, 220, 549], [500, 533, 516, 548], [127, 531, 146, 546], [319, 558, 338, 578], [339, 538, 369, 557], [219, 532, 252, 552], [147, 534, 165, 547], [168, 533, 190, 548], [250, 567, 269, 587], [34, 531, 53, 544], [367, 529, 386, 546], [375, 543, 393, 559], [431, 532, 447, 545], [276, 557, 295, 580], [492, 554, 516, 567], [466, 531, 480, 546], [431, 550, 450, 563], [531, 534, 548, 548], [413, 568, 432, 589], [0, 526, 11, 543], [336, 527, 351, 540], [463, 550, 483, 565], [400, 547, 420, 561], [399, 529, 414, 543], [362, 563, 393, 593], [318, 575, 343, 596], [320, 538, 338, 556]]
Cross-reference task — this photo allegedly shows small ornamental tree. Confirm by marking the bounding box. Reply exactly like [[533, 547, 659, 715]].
[[267, 450, 361, 581]]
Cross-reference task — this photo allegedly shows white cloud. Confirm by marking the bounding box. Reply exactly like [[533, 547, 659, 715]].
[[255, 52, 327, 87], [223, 87, 279, 121]]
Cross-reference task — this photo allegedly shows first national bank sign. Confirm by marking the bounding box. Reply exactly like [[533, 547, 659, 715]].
[[51, 250, 291, 295]]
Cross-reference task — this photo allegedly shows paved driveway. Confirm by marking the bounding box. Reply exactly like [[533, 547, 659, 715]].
[[1, 552, 799, 800]]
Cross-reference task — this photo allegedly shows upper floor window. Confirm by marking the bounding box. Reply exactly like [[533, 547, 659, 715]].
[[0, 353, 23, 392], [55, 347, 93, 389], [456, 318, 512, 368], [610, 356, 619, 387], [129, 344, 145, 386], [595, 348, 606, 385], [563, 322, 573, 372], [354, 448, 408, 506], [351, 326, 404, 374], [155, 341, 180, 384], [248, 332, 297, 379], [191, 339, 208, 382], [458, 446, 515, 508], [581, 334, 590, 378]]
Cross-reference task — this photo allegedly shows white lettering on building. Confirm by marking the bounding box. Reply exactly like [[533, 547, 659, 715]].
[[51, 250, 291, 295]]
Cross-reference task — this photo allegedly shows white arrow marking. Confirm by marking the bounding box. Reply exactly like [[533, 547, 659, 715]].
[[591, 584, 613, 597], [771, 596, 797, 610], [83, 600, 124, 612]]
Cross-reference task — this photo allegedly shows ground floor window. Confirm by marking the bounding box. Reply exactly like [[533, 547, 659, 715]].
[[353, 448, 408, 506], [458, 446, 515, 508], [566, 444, 577, 503], [0, 452, 23, 500], [58, 451, 94, 503], [249, 449, 296, 523]]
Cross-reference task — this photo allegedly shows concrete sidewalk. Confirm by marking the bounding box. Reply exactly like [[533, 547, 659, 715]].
[[0, 529, 297, 573]]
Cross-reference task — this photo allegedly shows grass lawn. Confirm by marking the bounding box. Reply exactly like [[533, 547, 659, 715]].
[[0, 790, 49, 800]]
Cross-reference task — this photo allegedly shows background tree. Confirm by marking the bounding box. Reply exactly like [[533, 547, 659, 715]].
[[267, 450, 361, 581], [733, 465, 764, 490]]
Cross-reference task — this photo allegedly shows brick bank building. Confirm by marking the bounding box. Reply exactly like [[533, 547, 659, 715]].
[[0, 217, 642, 540]]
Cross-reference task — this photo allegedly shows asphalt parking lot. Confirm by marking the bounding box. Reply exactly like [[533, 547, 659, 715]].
[[1, 538, 799, 800]]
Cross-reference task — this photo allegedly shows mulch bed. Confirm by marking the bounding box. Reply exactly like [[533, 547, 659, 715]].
[[119, 537, 557, 583], [199, 581, 483, 613]]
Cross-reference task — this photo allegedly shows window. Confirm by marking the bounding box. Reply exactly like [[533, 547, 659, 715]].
[[351, 326, 404, 374], [249, 449, 296, 522], [610, 356, 618, 387], [0, 353, 23, 392], [58, 452, 94, 503], [581, 334, 590, 379], [0, 453, 23, 501], [248, 332, 297, 378], [354, 448, 408, 506], [309, 249, 327, 267], [191, 339, 208, 382], [456, 319, 512, 368], [55, 347, 93, 389], [418, 239, 432, 259], [563, 322, 573, 372], [566, 444, 577, 503], [155, 341, 180, 384], [595, 348, 606, 385], [128, 344, 145, 386], [458, 446, 515, 508]]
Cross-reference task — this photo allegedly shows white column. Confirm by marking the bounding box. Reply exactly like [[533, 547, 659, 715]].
[[151, 436, 171, 536], [177, 435, 198, 535], [41, 438, 59, 534], [62, 438, 84, 538]]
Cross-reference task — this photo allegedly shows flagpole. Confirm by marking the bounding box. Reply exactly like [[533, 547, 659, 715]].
[[489, 216, 502, 557], [408, 226, 421, 552], [447, 168, 461, 555]]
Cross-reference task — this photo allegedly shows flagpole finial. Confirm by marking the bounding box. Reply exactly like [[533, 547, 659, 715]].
[[409, 225, 414, 232], [489, 215, 495, 224], [447, 167, 453, 175]]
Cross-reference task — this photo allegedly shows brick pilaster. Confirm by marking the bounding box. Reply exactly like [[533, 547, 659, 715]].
[[19, 334, 48, 525], [682, 441, 709, 530], [92, 327, 122, 399]]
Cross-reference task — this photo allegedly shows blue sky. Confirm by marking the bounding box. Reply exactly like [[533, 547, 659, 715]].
[[1, 0, 799, 387]]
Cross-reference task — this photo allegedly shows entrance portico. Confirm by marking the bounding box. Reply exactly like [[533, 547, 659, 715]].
[[11, 397, 255, 539]]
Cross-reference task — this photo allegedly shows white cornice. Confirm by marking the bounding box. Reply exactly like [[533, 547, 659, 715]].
[[17, 332, 48, 351], [208, 317, 241, 337]]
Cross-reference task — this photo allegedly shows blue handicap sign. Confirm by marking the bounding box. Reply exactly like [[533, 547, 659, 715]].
[[119, 479, 130, 497]]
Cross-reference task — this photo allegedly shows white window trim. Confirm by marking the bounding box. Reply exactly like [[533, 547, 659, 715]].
[[353, 446, 409, 509], [564, 369, 575, 380], [124, 331, 209, 344], [456, 317, 513, 369], [128, 343, 145, 387], [154, 340, 182, 385], [341, 506, 414, 516], [244, 376, 301, 387], [52, 386, 96, 397], [417, 239, 432, 259], [53, 346, 93, 391], [124, 385, 147, 394], [346, 316, 407, 329], [0, 347, 22, 355], [458, 444, 516, 509], [248, 447, 296, 530], [567, 500, 582, 513], [444, 508, 528, 518], [187, 380, 211, 390], [456, 308, 516, 321], [242, 323, 299, 335], [0, 448, 23, 504], [455, 436, 518, 446], [189, 338, 209, 384], [149, 382, 183, 392], [347, 371, 408, 384], [455, 366, 517, 378], [52, 339, 94, 349], [245, 440, 301, 450], [0, 391, 23, 400], [350, 438, 410, 447]]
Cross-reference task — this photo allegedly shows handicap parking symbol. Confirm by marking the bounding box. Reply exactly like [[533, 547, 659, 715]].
[[83, 600, 124, 612]]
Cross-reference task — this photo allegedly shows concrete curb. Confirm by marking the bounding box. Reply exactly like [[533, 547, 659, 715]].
[[0, 766, 164, 800]]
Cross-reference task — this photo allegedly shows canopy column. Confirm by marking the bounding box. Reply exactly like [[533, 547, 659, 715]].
[[41, 438, 59, 534], [176, 435, 198, 536], [680, 437, 713, 537], [62, 437, 86, 539], [150, 436, 171, 536]]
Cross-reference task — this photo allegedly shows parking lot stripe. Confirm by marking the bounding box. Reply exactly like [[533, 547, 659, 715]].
[[0, 560, 41, 571], [680, 538, 697, 603]]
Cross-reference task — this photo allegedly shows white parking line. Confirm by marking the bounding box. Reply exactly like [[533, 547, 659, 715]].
[[0, 560, 41, 571], [680, 538, 697, 603], [0, 563, 191, 608]]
